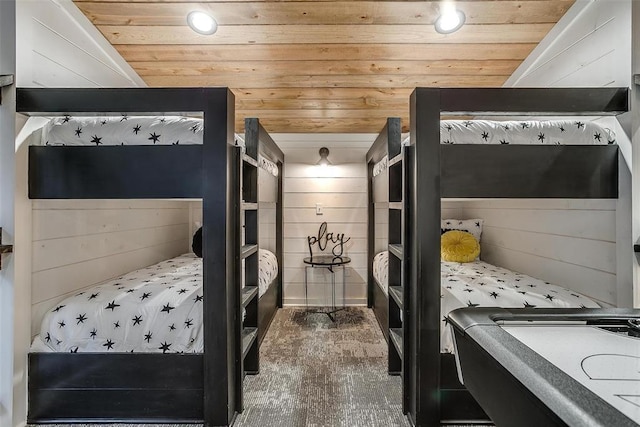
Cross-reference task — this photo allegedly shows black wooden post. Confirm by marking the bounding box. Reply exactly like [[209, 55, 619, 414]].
[[409, 88, 441, 426], [202, 88, 237, 426]]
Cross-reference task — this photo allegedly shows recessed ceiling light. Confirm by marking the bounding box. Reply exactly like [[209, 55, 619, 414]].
[[187, 11, 217, 35], [434, 4, 465, 34]]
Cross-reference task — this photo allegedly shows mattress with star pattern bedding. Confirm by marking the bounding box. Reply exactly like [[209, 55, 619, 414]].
[[39, 115, 279, 177], [438, 119, 614, 146], [372, 250, 600, 353], [372, 119, 615, 177], [31, 250, 278, 353]]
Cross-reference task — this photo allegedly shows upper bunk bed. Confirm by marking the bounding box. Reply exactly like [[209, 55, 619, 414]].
[[366, 87, 629, 427], [18, 88, 228, 199], [16, 88, 283, 427]]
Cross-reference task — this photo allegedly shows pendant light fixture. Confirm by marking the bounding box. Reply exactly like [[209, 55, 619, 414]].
[[316, 147, 332, 168]]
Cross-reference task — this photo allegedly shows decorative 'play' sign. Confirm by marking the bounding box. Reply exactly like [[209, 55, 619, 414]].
[[307, 222, 351, 257]]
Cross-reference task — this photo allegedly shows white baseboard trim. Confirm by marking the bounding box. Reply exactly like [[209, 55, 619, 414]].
[[283, 298, 367, 307]]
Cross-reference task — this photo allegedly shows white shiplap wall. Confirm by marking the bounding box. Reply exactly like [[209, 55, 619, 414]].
[[284, 163, 367, 306], [503, 0, 633, 307], [506, 0, 631, 88], [31, 200, 190, 335], [16, 0, 143, 88], [273, 134, 373, 306], [456, 199, 617, 306]]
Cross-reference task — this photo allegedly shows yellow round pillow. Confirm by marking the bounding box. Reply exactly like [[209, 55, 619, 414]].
[[441, 230, 480, 263]]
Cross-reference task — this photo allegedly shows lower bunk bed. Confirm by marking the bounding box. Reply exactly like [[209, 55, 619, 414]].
[[32, 249, 279, 355], [372, 242, 602, 420], [28, 247, 280, 422], [372, 248, 600, 352]]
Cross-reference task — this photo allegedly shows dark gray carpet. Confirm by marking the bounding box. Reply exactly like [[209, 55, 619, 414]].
[[235, 308, 409, 427]]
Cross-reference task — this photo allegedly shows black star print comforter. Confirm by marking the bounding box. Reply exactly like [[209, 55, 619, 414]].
[[32, 251, 278, 353], [373, 251, 599, 353]]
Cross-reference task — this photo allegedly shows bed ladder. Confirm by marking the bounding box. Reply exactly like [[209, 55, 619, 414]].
[[384, 118, 410, 414], [236, 120, 260, 414]]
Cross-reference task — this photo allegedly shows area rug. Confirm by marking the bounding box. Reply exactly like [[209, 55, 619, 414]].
[[235, 307, 408, 427]]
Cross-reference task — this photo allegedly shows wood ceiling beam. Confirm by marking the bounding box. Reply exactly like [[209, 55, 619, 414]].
[[130, 60, 520, 76], [100, 23, 555, 45], [76, 1, 574, 26], [116, 43, 537, 61]]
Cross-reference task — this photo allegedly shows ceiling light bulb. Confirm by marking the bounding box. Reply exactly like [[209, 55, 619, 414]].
[[435, 7, 465, 34], [439, 13, 460, 31], [187, 11, 217, 35]]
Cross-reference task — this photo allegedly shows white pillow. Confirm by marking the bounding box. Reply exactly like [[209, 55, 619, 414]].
[[441, 219, 483, 243]]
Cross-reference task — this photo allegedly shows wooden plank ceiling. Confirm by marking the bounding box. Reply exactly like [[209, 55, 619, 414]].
[[74, 0, 574, 133]]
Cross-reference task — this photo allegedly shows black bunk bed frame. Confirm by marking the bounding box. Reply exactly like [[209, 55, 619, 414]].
[[18, 88, 283, 426], [244, 117, 284, 349], [366, 116, 402, 347], [367, 87, 629, 426]]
